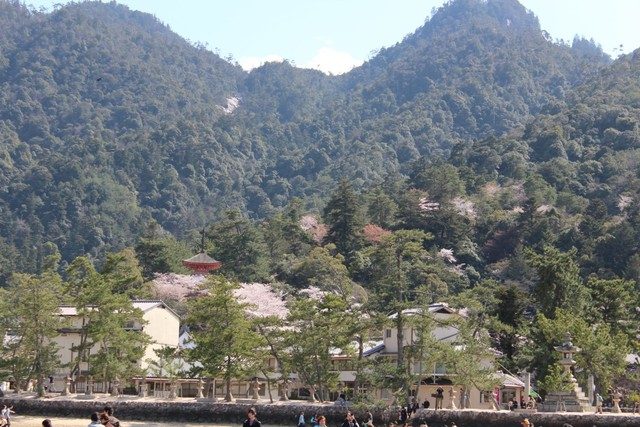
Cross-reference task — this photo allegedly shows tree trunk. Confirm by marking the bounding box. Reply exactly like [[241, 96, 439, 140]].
[[354, 334, 364, 401], [225, 376, 234, 402], [396, 308, 409, 404], [36, 376, 46, 398], [224, 355, 234, 402], [262, 370, 274, 403]]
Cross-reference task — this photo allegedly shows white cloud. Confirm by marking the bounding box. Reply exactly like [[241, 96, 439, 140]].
[[304, 46, 363, 75], [238, 54, 285, 71], [237, 47, 363, 75]]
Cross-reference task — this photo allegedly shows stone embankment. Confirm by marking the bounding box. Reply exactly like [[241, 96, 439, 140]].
[[0, 396, 350, 424], [411, 408, 640, 427], [1, 396, 638, 427]]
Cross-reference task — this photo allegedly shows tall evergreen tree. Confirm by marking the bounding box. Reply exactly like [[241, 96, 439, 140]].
[[366, 186, 398, 228], [134, 221, 191, 279], [64, 255, 150, 390], [0, 251, 65, 396], [525, 246, 587, 318], [585, 277, 638, 340], [366, 229, 435, 404], [186, 275, 264, 401], [209, 210, 270, 282], [286, 293, 352, 402], [262, 198, 314, 275], [323, 179, 364, 263], [101, 248, 148, 298]]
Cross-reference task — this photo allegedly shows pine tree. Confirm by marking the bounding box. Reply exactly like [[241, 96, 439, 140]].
[[525, 246, 588, 318], [366, 229, 435, 404], [366, 187, 398, 228], [286, 293, 352, 402], [65, 255, 150, 390], [262, 198, 314, 274], [186, 275, 264, 401], [101, 248, 148, 298], [209, 210, 270, 282], [134, 221, 191, 279], [0, 252, 65, 396], [323, 179, 364, 264]]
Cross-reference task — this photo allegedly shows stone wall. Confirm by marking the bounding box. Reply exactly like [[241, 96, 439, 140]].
[[411, 408, 640, 427], [1, 397, 638, 427], [0, 397, 366, 425]]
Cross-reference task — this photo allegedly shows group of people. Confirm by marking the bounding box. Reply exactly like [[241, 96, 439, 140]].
[[508, 396, 536, 410], [296, 410, 366, 427], [521, 420, 576, 427], [40, 405, 121, 427]]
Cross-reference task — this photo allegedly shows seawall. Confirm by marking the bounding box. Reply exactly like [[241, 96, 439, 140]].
[[0, 397, 351, 424], [1, 397, 638, 427], [411, 408, 640, 427]]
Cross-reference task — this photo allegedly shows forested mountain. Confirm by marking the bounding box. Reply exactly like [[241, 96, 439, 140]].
[[0, 0, 634, 280]]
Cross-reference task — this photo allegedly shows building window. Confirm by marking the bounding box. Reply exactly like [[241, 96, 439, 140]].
[[385, 329, 392, 338]]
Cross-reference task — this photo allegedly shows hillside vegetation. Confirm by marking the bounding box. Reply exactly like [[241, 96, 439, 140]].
[[0, 0, 635, 284]]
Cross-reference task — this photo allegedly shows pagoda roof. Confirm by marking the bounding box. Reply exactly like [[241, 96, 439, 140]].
[[183, 252, 219, 264], [182, 252, 221, 273]]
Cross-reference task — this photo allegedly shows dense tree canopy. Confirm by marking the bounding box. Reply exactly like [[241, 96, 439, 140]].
[[0, 0, 639, 402], [0, 0, 618, 275]]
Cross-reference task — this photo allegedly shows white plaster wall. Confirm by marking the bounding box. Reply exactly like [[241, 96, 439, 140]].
[[140, 306, 180, 370]]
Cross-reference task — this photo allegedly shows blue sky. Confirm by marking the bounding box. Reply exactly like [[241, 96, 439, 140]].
[[27, 0, 640, 74]]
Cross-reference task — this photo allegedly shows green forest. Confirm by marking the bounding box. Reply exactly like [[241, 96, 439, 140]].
[[0, 0, 639, 401]]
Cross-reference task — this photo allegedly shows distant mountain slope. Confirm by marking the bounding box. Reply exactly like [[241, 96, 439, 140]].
[[0, 0, 622, 275], [342, 0, 608, 141], [451, 47, 640, 279]]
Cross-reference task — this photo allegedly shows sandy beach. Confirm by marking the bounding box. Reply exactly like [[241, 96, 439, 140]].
[[7, 415, 222, 426]]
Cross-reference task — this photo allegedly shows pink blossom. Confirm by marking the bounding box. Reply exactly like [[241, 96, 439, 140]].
[[419, 197, 440, 211], [451, 197, 476, 219], [299, 286, 325, 300], [300, 215, 327, 243], [235, 282, 288, 319], [151, 274, 289, 318], [438, 248, 457, 263], [363, 224, 391, 243], [618, 195, 633, 211]]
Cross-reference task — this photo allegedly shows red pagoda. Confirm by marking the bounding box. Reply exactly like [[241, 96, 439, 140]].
[[182, 228, 222, 274]]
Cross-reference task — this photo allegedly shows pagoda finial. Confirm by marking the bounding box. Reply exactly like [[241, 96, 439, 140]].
[[199, 227, 206, 253], [182, 226, 222, 275]]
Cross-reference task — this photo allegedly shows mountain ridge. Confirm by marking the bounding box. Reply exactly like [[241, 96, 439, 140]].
[[0, 0, 634, 278]]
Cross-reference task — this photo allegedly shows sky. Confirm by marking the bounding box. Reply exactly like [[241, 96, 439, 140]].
[[26, 0, 640, 75]]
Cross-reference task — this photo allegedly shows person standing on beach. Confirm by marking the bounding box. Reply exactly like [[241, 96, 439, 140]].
[[243, 408, 261, 427], [435, 387, 444, 410], [595, 393, 603, 414], [42, 420, 53, 427]]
